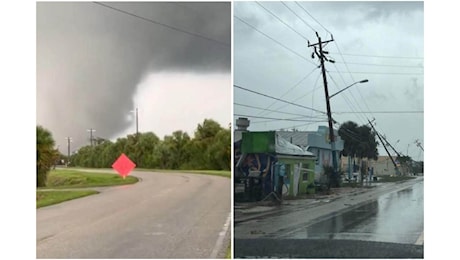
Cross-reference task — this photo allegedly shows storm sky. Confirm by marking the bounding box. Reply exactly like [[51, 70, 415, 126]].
[[234, 1, 424, 160], [37, 2, 231, 153]]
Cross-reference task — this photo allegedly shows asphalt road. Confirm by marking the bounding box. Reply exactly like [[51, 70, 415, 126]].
[[37, 170, 231, 258], [235, 238, 423, 258], [235, 178, 423, 258], [286, 180, 424, 244]]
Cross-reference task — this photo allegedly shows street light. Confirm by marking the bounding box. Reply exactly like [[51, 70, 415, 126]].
[[324, 79, 368, 187], [329, 79, 369, 99]]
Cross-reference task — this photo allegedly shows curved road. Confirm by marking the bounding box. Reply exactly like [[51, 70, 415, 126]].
[[37, 170, 231, 258]]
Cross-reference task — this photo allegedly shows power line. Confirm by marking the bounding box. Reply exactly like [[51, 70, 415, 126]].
[[234, 102, 327, 119], [328, 71, 424, 75], [255, 1, 308, 41], [234, 15, 317, 66], [257, 67, 319, 116], [281, 2, 317, 34], [335, 61, 423, 68], [269, 71, 323, 116], [326, 69, 370, 126], [294, 1, 332, 36], [234, 114, 328, 123], [334, 111, 424, 114], [234, 84, 326, 115], [329, 52, 424, 60], [93, 2, 230, 47], [266, 121, 320, 131]]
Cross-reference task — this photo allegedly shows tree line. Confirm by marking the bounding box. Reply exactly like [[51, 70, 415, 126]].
[[37, 119, 230, 187], [71, 119, 231, 170], [338, 120, 423, 175]]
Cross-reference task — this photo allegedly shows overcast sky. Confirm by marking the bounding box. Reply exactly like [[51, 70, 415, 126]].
[[37, 2, 231, 153], [234, 1, 424, 161]]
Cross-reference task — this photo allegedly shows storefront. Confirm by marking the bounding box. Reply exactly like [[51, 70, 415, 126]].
[[235, 131, 316, 201]]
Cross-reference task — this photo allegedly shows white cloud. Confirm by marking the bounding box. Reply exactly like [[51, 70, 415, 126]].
[[113, 72, 231, 139]]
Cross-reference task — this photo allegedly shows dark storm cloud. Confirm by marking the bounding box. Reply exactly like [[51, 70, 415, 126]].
[[37, 2, 230, 151]]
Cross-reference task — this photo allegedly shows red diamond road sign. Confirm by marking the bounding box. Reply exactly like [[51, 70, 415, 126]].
[[112, 153, 136, 179]]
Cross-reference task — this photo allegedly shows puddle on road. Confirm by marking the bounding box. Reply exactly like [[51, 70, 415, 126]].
[[286, 183, 424, 244]]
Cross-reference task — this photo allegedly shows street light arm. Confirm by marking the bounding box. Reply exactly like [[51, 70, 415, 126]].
[[329, 79, 369, 99]]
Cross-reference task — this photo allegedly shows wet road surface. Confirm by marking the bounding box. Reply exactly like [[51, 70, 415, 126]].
[[286, 181, 424, 244], [235, 178, 423, 258]]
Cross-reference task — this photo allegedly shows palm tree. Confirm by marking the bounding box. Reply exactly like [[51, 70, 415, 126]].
[[37, 125, 56, 187]]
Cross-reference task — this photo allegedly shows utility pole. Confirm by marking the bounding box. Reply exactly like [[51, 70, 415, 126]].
[[368, 120, 400, 175], [87, 128, 96, 146], [135, 107, 138, 136], [131, 107, 139, 136], [381, 135, 402, 158], [415, 139, 424, 151], [308, 32, 337, 188], [65, 137, 72, 167]]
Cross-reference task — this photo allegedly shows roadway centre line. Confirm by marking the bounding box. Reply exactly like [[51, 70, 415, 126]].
[[210, 212, 231, 258]]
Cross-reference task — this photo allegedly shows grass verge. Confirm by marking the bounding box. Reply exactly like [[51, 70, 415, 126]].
[[37, 190, 99, 208], [226, 243, 231, 258], [130, 168, 231, 178], [376, 175, 416, 182], [63, 167, 231, 178], [39, 169, 138, 189], [37, 169, 138, 208]]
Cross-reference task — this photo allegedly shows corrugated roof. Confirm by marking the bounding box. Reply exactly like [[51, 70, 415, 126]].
[[277, 131, 310, 148]]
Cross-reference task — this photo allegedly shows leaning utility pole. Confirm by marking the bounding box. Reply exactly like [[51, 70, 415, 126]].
[[368, 120, 400, 175], [415, 139, 424, 151], [308, 32, 338, 187], [381, 134, 402, 158]]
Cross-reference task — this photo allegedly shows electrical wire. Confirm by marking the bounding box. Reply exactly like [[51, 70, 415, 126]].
[[334, 111, 423, 114], [281, 2, 317, 34], [329, 52, 424, 60], [328, 71, 424, 75], [234, 102, 327, 119], [93, 2, 230, 47], [334, 61, 424, 68], [257, 67, 319, 117], [255, 1, 308, 41], [234, 84, 326, 115], [269, 71, 323, 115], [294, 1, 332, 36], [233, 114, 328, 123], [234, 15, 317, 66]]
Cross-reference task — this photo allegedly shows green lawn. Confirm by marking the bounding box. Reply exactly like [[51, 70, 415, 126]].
[[37, 168, 229, 208], [37, 169, 139, 208], [36, 190, 99, 208], [125, 168, 231, 178], [180, 170, 231, 178], [375, 175, 416, 182], [41, 169, 138, 189], [226, 243, 232, 258], [66, 167, 231, 178]]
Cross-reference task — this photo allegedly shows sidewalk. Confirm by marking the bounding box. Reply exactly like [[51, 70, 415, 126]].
[[234, 182, 385, 223]]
